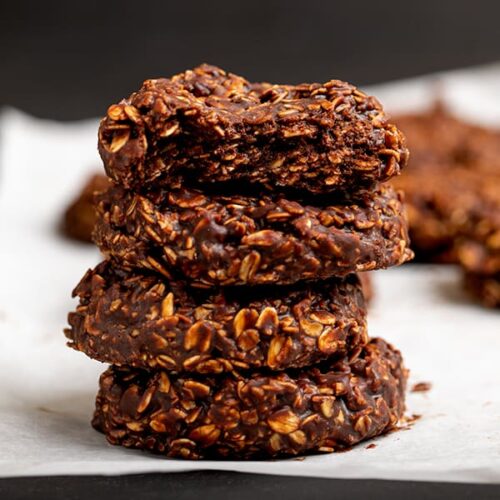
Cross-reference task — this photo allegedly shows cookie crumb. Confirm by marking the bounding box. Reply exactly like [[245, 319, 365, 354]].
[[411, 381, 432, 393]]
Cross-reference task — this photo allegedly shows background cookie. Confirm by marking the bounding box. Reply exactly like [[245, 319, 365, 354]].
[[62, 173, 110, 242]]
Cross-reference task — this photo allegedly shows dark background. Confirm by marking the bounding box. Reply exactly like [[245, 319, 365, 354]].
[[2, 1, 500, 498], [2, 0, 500, 120]]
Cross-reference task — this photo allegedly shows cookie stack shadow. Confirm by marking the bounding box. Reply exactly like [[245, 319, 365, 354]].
[[65, 65, 413, 459]]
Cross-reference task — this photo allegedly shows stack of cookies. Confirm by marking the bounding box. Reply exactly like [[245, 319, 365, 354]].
[[66, 65, 413, 459]]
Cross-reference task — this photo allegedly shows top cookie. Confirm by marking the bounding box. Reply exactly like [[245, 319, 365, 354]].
[[98, 64, 408, 194]]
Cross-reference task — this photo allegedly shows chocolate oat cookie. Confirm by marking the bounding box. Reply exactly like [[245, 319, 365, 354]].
[[98, 64, 408, 194], [454, 178, 500, 274], [94, 183, 412, 286], [458, 237, 499, 283], [394, 105, 500, 173], [393, 168, 499, 262], [456, 200, 499, 307], [393, 106, 500, 261], [66, 262, 368, 373], [92, 338, 407, 459], [62, 173, 110, 242], [358, 272, 374, 304], [463, 272, 500, 308]]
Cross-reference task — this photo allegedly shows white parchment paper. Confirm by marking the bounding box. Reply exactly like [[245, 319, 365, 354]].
[[0, 64, 499, 481]]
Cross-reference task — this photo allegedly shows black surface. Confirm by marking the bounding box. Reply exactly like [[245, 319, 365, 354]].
[[1, 472, 499, 500], [2, 0, 500, 120]]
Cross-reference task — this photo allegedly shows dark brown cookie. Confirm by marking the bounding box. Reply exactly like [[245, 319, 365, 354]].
[[456, 200, 499, 308], [454, 184, 500, 274], [98, 64, 408, 195], [394, 104, 500, 171], [393, 106, 500, 262], [66, 261, 368, 373], [92, 338, 407, 459], [93, 183, 413, 287], [358, 272, 374, 304], [62, 173, 110, 243], [394, 168, 499, 262], [463, 271, 500, 308], [392, 107, 499, 308]]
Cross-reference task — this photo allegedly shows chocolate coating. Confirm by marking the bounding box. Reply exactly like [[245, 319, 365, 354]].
[[66, 262, 368, 373], [92, 338, 407, 459], [93, 183, 413, 287], [394, 104, 500, 171], [98, 64, 408, 195]]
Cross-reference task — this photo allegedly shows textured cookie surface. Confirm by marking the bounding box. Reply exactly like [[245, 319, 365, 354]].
[[94, 183, 413, 286], [66, 262, 368, 373], [393, 106, 500, 262], [394, 168, 499, 262], [98, 64, 408, 194], [454, 181, 500, 278], [93, 338, 407, 459]]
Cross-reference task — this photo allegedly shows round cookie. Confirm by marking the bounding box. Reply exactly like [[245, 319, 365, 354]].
[[93, 183, 413, 287], [456, 201, 499, 308], [62, 173, 110, 243], [358, 272, 374, 304], [393, 106, 500, 262], [393, 168, 498, 262], [66, 261, 368, 373], [455, 189, 500, 276], [463, 272, 500, 308], [98, 64, 408, 194], [92, 338, 407, 459], [394, 105, 500, 171]]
